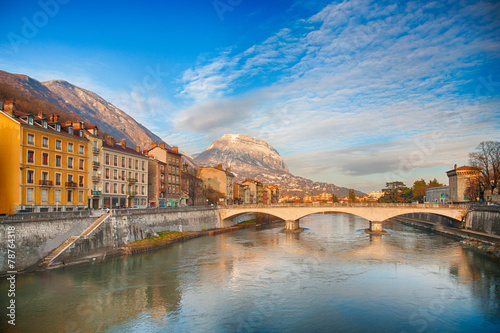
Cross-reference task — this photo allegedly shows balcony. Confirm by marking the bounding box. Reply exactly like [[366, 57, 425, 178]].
[[127, 191, 138, 196], [93, 161, 100, 167], [39, 180, 53, 186], [92, 147, 100, 154], [91, 190, 101, 196], [92, 176, 101, 182], [127, 178, 138, 183], [65, 181, 77, 188]]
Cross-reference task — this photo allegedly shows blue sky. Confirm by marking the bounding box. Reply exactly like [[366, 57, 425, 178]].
[[1, 0, 499, 192]]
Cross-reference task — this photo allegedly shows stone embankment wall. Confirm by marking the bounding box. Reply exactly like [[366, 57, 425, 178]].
[[404, 212, 464, 228], [0, 210, 102, 273], [464, 206, 500, 236], [0, 207, 223, 274]]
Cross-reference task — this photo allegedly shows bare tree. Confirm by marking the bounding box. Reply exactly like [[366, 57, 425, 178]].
[[181, 164, 204, 206], [469, 141, 500, 200]]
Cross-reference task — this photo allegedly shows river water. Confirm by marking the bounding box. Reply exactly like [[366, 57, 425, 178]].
[[2, 213, 500, 332]]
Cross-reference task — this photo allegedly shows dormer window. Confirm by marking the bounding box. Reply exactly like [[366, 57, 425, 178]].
[[28, 115, 34, 125], [56, 124, 61, 132], [42, 120, 47, 129], [68, 126, 73, 135], [79, 130, 83, 138]]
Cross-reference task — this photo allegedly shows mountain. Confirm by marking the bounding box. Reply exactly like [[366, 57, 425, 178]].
[[195, 134, 365, 198], [0, 70, 162, 149]]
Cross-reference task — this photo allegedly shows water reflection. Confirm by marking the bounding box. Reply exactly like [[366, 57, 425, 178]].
[[1, 213, 499, 332]]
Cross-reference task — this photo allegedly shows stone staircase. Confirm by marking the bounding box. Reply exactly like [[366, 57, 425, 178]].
[[39, 213, 110, 268]]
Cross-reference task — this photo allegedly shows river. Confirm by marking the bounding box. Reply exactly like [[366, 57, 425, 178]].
[[1, 213, 500, 332]]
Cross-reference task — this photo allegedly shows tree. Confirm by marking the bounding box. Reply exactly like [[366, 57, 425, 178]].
[[332, 194, 339, 203], [181, 164, 203, 206], [348, 189, 356, 203], [379, 181, 409, 203], [412, 178, 443, 203], [469, 141, 500, 201], [202, 186, 225, 205]]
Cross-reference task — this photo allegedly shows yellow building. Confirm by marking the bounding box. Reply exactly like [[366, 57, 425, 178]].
[[0, 101, 89, 214]]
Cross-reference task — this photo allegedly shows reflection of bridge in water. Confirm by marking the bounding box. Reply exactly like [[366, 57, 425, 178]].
[[218, 203, 468, 234]]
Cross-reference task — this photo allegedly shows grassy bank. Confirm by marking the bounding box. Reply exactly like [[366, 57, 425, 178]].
[[124, 231, 199, 249]]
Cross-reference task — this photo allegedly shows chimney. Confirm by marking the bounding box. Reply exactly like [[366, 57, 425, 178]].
[[80, 121, 85, 130], [172, 146, 178, 153], [3, 100, 15, 115], [226, 168, 231, 173], [38, 111, 44, 119], [454, 164, 457, 170], [105, 136, 115, 146], [135, 146, 140, 152], [160, 142, 166, 148], [150, 143, 158, 149], [217, 164, 222, 170], [120, 139, 127, 149]]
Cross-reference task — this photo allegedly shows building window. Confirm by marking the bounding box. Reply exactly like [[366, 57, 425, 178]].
[[105, 154, 109, 165], [68, 142, 73, 152], [122, 157, 125, 167], [56, 124, 60, 132], [105, 168, 109, 179], [79, 159, 84, 170], [42, 153, 49, 165], [135, 160, 138, 169], [42, 171, 48, 181], [42, 121, 47, 129], [168, 185, 171, 193], [68, 157, 73, 168], [79, 176, 84, 187], [105, 183, 109, 193], [114, 155, 117, 166], [79, 145, 84, 154], [41, 189, 48, 202], [27, 150, 34, 163], [168, 166, 171, 173], [141, 186, 145, 195], [27, 170, 34, 184], [113, 183, 117, 193], [121, 184, 125, 194], [55, 173, 61, 186], [42, 137, 49, 148], [128, 158, 132, 168], [67, 174, 73, 182], [55, 190, 61, 203], [79, 191, 84, 203], [142, 174, 145, 183], [28, 117, 33, 125], [56, 140, 61, 150], [27, 188, 33, 202], [55, 155, 62, 167], [121, 170, 125, 180], [27, 133, 34, 145], [135, 172, 138, 181], [142, 161, 145, 171], [67, 190, 73, 203], [113, 169, 117, 180]]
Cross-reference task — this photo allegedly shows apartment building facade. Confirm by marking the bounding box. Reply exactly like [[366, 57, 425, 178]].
[[0, 102, 89, 213], [148, 143, 183, 207]]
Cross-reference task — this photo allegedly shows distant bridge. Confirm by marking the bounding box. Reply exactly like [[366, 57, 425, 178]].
[[218, 203, 468, 234]]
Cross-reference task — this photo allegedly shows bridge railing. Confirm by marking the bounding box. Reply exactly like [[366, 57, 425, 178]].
[[219, 203, 470, 210]]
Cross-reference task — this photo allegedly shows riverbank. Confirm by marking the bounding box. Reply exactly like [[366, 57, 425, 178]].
[[391, 216, 500, 260]]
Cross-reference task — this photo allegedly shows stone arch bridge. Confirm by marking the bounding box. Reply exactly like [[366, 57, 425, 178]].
[[218, 203, 468, 234]]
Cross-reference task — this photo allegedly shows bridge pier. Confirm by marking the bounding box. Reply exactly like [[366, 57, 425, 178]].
[[365, 221, 389, 235], [280, 220, 303, 233]]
